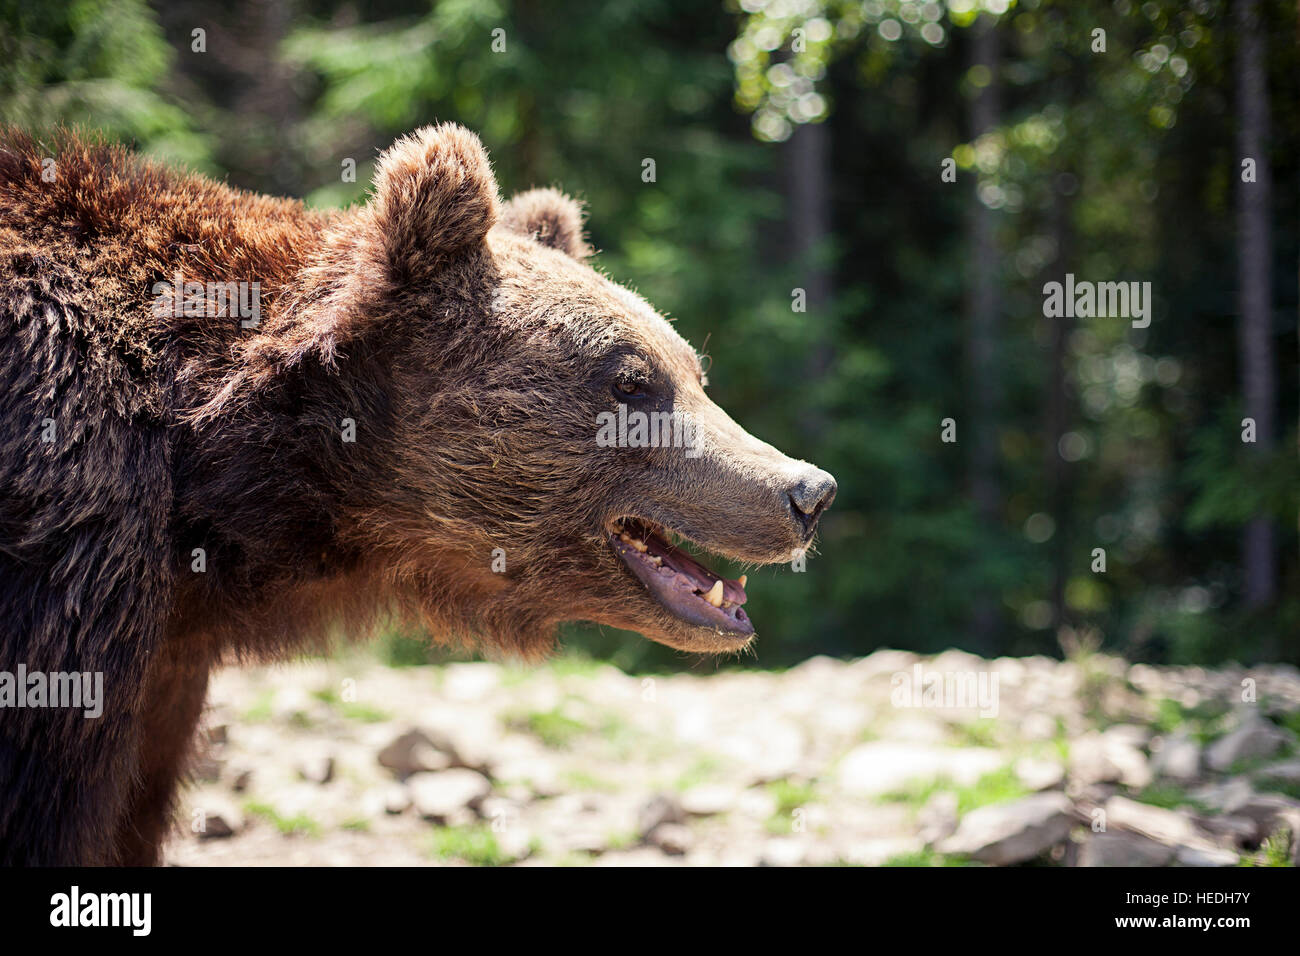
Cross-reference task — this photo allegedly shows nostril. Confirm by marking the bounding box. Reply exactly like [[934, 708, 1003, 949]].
[[787, 470, 837, 530]]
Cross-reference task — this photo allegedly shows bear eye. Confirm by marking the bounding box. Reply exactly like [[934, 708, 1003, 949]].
[[613, 379, 644, 398]]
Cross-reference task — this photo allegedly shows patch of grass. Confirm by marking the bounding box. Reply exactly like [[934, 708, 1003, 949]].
[[506, 706, 589, 749], [340, 817, 371, 832], [1130, 783, 1211, 814], [339, 701, 392, 723], [244, 801, 321, 838], [1253, 776, 1300, 801], [954, 766, 1030, 815], [882, 848, 978, 867], [562, 769, 618, 792], [1271, 710, 1300, 740], [310, 687, 392, 723], [428, 824, 508, 866], [768, 780, 817, 816], [1240, 827, 1295, 867], [674, 755, 725, 791], [880, 778, 942, 809], [881, 766, 1031, 817], [951, 720, 1000, 749], [604, 829, 638, 851], [241, 689, 275, 723], [764, 780, 818, 833]]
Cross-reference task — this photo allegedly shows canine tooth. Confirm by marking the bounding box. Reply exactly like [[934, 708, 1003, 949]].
[[738, 574, 748, 588], [619, 532, 632, 544], [704, 579, 724, 607], [631, 538, 648, 553], [649, 556, 662, 566]]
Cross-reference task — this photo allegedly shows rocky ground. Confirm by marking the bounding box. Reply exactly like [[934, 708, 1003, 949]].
[[164, 648, 1300, 867]]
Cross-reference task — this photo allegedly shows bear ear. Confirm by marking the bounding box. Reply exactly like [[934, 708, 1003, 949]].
[[499, 188, 591, 259], [369, 124, 500, 279]]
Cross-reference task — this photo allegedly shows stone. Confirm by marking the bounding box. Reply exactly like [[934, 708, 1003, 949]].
[[1205, 716, 1292, 773], [936, 792, 1075, 865], [1069, 731, 1151, 789], [1102, 795, 1205, 847], [1174, 845, 1239, 867], [637, 793, 685, 838], [1150, 732, 1201, 781], [837, 742, 1003, 797], [378, 728, 453, 777], [407, 769, 492, 821], [1079, 831, 1174, 867], [680, 784, 740, 817], [647, 823, 692, 856], [917, 791, 959, 846], [297, 754, 335, 785], [1015, 757, 1065, 791]]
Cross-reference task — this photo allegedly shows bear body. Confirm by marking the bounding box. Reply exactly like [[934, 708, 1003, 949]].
[[0, 125, 834, 864]]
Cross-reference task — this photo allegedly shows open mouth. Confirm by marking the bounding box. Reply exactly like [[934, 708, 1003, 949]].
[[607, 517, 754, 638]]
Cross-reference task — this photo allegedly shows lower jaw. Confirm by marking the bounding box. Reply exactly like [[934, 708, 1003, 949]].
[[607, 518, 755, 638]]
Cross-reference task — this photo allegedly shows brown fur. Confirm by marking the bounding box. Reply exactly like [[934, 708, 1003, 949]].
[[0, 124, 834, 864]]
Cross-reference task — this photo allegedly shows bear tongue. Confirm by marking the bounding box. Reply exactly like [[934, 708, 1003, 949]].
[[616, 525, 746, 606]]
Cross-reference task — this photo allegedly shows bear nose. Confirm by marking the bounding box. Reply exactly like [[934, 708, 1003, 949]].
[[787, 468, 837, 536]]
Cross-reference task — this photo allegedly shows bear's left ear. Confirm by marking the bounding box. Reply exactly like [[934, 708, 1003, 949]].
[[369, 124, 500, 280], [499, 188, 591, 259]]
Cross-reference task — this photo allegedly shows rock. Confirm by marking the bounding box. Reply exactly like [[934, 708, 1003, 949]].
[[759, 837, 807, 866], [647, 823, 692, 856], [1220, 792, 1300, 842], [637, 793, 685, 838], [937, 792, 1075, 865], [1205, 716, 1292, 773], [192, 753, 223, 784], [229, 767, 253, 793], [1079, 831, 1174, 867], [297, 755, 335, 785], [1104, 724, 1153, 749], [1151, 732, 1201, 781], [837, 742, 1003, 797], [1102, 796, 1205, 847], [1254, 758, 1300, 784], [1174, 845, 1239, 867], [361, 783, 412, 817], [1020, 713, 1059, 741], [1015, 757, 1065, 791], [378, 729, 453, 778], [192, 794, 244, 840], [1069, 731, 1151, 789], [407, 769, 492, 822], [917, 791, 959, 846], [1189, 777, 1254, 812], [680, 784, 740, 817], [1195, 815, 1258, 848]]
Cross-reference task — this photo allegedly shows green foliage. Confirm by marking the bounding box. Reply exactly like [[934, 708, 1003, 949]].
[[3, 0, 1295, 670], [244, 801, 322, 837], [427, 824, 508, 866]]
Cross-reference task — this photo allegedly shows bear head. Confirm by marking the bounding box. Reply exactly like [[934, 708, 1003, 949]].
[[208, 124, 836, 658]]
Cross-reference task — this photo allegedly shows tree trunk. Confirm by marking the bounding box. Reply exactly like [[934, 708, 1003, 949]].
[[1235, 0, 1277, 608], [966, 13, 1001, 651]]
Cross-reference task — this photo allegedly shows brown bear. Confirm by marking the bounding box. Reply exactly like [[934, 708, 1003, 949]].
[[0, 124, 836, 865]]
